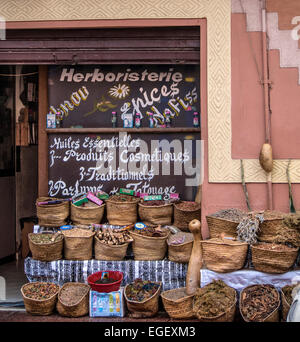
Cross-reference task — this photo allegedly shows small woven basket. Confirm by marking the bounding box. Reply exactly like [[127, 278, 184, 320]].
[[63, 230, 95, 260], [106, 196, 140, 225], [251, 243, 299, 274], [138, 202, 173, 226], [130, 230, 170, 260], [71, 202, 105, 225], [201, 237, 248, 273], [124, 282, 162, 318], [21, 282, 60, 316], [161, 287, 194, 319], [56, 282, 90, 318], [167, 232, 194, 263], [240, 284, 280, 322], [173, 201, 201, 232], [28, 232, 64, 262], [36, 197, 69, 227], [94, 235, 132, 261]]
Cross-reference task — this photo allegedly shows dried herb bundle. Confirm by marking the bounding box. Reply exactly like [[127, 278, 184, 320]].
[[125, 279, 160, 302], [274, 212, 300, 247], [193, 280, 236, 318], [236, 213, 264, 244]]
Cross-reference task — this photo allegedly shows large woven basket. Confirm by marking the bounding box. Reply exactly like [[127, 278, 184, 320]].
[[28, 233, 64, 262], [138, 202, 173, 226], [161, 287, 194, 319], [36, 197, 69, 227], [124, 282, 161, 318], [192, 285, 237, 322], [240, 284, 280, 322], [71, 202, 105, 225], [130, 230, 170, 260], [206, 209, 245, 239], [21, 282, 60, 316], [257, 210, 285, 243], [56, 282, 90, 318], [63, 230, 95, 260], [94, 235, 132, 261], [106, 196, 140, 225], [201, 238, 248, 273], [251, 243, 298, 274], [167, 232, 194, 263], [173, 201, 201, 232]]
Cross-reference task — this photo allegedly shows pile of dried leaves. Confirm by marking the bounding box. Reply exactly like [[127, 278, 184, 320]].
[[240, 284, 279, 322], [125, 279, 160, 302], [210, 208, 245, 222], [193, 280, 236, 318], [236, 212, 264, 245], [274, 212, 300, 248]]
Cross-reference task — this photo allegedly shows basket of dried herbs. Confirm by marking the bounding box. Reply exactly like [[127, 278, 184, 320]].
[[62, 228, 95, 260], [240, 284, 280, 322], [124, 279, 162, 318], [94, 227, 133, 261], [251, 242, 298, 274], [71, 200, 105, 225], [21, 282, 60, 316], [138, 200, 173, 226], [206, 208, 246, 239], [130, 225, 170, 260], [106, 194, 140, 225], [36, 197, 70, 227], [56, 282, 90, 318], [28, 233, 64, 262], [256, 210, 285, 243], [167, 232, 194, 263], [281, 284, 298, 321], [192, 280, 237, 322], [173, 201, 201, 232]]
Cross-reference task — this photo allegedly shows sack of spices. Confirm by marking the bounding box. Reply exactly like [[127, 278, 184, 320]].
[[62, 228, 95, 260], [167, 232, 194, 263], [124, 279, 161, 318], [71, 200, 105, 225], [36, 197, 70, 227], [56, 282, 90, 318], [206, 208, 246, 239], [28, 232, 64, 262], [130, 225, 170, 260], [138, 200, 173, 226], [192, 280, 237, 322], [21, 282, 60, 316], [251, 242, 298, 274], [106, 194, 140, 225], [281, 284, 298, 321], [201, 236, 248, 273], [94, 228, 133, 261], [173, 201, 201, 231], [240, 284, 280, 322]]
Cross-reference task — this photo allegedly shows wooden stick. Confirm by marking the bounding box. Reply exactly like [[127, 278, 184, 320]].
[[240, 160, 251, 212]]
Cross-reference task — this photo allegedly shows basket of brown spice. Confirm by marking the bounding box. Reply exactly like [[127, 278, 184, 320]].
[[167, 232, 194, 263], [28, 232, 64, 262], [36, 197, 69, 227], [71, 200, 105, 225], [56, 282, 90, 317], [173, 201, 201, 231], [106, 194, 140, 225], [138, 200, 173, 226], [240, 284, 280, 322], [21, 282, 60, 316], [251, 242, 299, 274], [94, 227, 133, 261], [201, 236, 248, 273], [192, 280, 237, 322]]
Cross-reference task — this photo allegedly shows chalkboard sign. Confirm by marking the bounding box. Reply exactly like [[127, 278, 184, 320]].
[[48, 65, 200, 128], [48, 132, 202, 201]]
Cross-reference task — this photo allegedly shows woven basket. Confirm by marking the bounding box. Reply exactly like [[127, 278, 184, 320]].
[[28, 233, 64, 262], [251, 243, 298, 274], [70, 202, 105, 225], [173, 202, 201, 232], [130, 230, 170, 260], [106, 197, 140, 225], [161, 287, 194, 319], [124, 282, 161, 318], [192, 286, 237, 322], [36, 197, 69, 227], [63, 230, 95, 260], [281, 286, 294, 322], [94, 235, 132, 261], [240, 285, 280, 322], [257, 210, 285, 243], [21, 282, 60, 316], [167, 232, 194, 263], [201, 238, 248, 273], [56, 282, 90, 318], [138, 202, 173, 226]]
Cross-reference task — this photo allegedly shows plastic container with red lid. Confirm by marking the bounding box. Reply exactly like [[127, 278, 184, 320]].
[[87, 270, 123, 293]]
